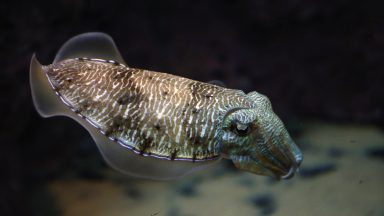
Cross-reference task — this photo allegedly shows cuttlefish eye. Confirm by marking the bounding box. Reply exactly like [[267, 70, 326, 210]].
[[231, 122, 251, 136]]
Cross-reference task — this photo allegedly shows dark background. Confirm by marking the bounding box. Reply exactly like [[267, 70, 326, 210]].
[[1, 0, 383, 215]]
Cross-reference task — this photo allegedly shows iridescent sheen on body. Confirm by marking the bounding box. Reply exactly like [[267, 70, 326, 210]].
[[30, 32, 302, 180], [44, 57, 253, 161]]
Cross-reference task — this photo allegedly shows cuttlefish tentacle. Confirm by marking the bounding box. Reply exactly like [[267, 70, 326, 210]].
[[30, 32, 302, 180]]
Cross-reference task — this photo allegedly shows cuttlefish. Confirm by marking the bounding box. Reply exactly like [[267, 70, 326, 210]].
[[30, 32, 302, 180]]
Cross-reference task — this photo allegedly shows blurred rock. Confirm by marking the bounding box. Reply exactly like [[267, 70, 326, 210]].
[[299, 163, 336, 179], [366, 147, 384, 161], [249, 193, 276, 216]]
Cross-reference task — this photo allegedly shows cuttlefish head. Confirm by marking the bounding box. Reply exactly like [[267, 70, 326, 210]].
[[221, 91, 302, 179]]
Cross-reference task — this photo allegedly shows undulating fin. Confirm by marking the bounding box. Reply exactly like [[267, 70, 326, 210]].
[[53, 32, 126, 65], [208, 80, 226, 88], [30, 54, 71, 117], [91, 129, 220, 180]]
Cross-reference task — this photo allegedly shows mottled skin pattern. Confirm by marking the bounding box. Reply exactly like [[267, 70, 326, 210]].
[[44, 58, 255, 161]]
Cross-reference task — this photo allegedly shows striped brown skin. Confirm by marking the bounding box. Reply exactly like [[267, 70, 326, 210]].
[[44, 58, 255, 161]]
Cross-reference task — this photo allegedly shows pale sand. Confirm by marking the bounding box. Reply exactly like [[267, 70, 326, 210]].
[[49, 121, 384, 216]]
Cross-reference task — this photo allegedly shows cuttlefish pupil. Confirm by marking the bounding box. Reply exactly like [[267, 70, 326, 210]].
[[30, 32, 302, 180]]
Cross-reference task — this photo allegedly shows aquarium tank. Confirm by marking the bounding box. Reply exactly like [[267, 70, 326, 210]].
[[1, 1, 383, 216]]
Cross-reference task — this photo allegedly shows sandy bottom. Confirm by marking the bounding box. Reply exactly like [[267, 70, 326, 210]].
[[49, 121, 384, 216]]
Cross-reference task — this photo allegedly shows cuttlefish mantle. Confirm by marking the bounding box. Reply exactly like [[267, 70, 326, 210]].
[[30, 32, 302, 180]]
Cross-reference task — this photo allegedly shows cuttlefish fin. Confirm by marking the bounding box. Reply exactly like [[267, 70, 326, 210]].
[[30, 54, 70, 117], [93, 132, 220, 180], [53, 32, 126, 65]]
